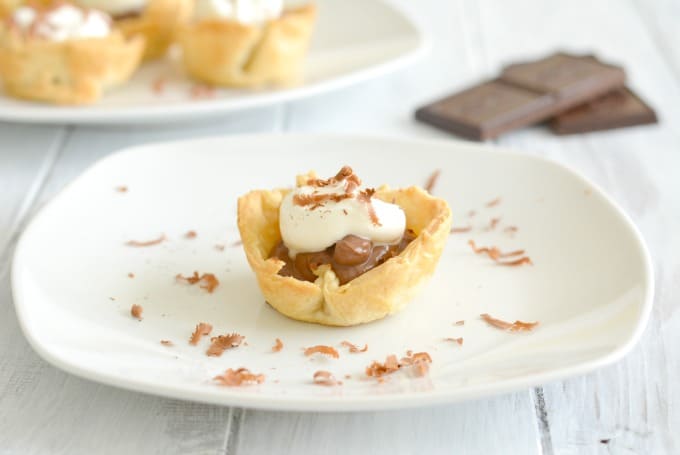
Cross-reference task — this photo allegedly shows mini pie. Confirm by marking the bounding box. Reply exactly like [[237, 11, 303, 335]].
[[177, 4, 316, 88], [237, 172, 452, 327], [0, 7, 144, 104], [114, 0, 192, 61], [0, 0, 21, 19]]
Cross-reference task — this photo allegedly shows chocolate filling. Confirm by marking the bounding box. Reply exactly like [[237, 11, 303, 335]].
[[112, 9, 143, 21], [270, 230, 416, 285]]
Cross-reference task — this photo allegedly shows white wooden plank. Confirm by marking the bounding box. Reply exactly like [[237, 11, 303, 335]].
[[238, 398, 541, 455], [0, 124, 64, 255], [233, 1, 543, 454], [473, 0, 680, 453], [0, 110, 280, 454], [631, 0, 680, 81]]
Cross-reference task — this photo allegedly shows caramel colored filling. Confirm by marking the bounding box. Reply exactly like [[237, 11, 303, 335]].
[[270, 229, 416, 285], [113, 9, 143, 20]]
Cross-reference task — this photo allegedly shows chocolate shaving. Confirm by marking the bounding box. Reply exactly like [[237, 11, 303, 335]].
[[272, 338, 283, 352], [214, 244, 226, 251], [345, 173, 361, 193], [444, 337, 464, 346], [454, 320, 465, 326], [190, 84, 216, 99], [130, 304, 143, 320], [184, 230, 197, 239], [307, 166, 359, 188], [127, 272, 134, 278], [340, 341, 368, 353], [412, 360, 430, 377], [468, 239, 501, 259], [327, 166, 354, 184], [489, 217, 501, 230], [468, 240, 530, 264], [313, 370, 342, 386], [400, 352, 432, 366], [176, 271, 220, 293], [366, 351, 432, 378], [498, 256, 533, 266], [213, 368, 264, 386], [480, 313, 539, 332], [298, 167, 381, 225], [293, 192, 352, 208], [160, 340, 173, 346], [401, 352, 432, 377], [189, 322, 213, 345], [152, 77, 166, 95], [504, 226, 518, 233], [424, 169, 441, 193], [486, 197, 502, 207], [114, 185, 128, 193], [304, 345, 339, 359], [468, 210, 477, 218], [207, 333, 245, 357], [366, 354, 400, 378], [500, 249, 526, 258], [450, 226, 473, 234], [125, 234, 166, 247], [199, 273, 219, 292], [357, 188, 381, 226]]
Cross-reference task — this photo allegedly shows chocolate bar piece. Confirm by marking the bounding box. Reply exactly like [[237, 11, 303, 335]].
[[550, 87, 657, 135], [415, 53, 625, 140]]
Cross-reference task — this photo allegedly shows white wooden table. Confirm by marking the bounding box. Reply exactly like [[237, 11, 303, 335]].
[[1, 1, 679, 453]]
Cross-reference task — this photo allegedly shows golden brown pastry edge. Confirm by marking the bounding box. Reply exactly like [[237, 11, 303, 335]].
[[237, 182, 452, 327]]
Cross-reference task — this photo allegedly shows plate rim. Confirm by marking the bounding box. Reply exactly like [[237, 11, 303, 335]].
[[11, 133, 655, 412], [0, 0, 429, 125]]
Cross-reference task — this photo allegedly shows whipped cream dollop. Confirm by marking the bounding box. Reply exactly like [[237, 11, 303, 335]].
[[11, 5, 111, 41], [74, 0, 147, 17], [194, 0, 283, 24], [279, 167, 406, 257]]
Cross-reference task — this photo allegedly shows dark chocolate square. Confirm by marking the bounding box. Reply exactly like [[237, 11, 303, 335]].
[[415, 80, 554, 140], [415, 53, 627, 141], [550, 87, 658, 135], [500, 53, 626, 110]]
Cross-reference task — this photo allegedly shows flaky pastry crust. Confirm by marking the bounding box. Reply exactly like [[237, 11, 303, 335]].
[[0, 0, 21, 19], [0, 26, 144, 104], [237, 175, 452, 326], [177, 4, 316, 88], [115, 0, 192, 61]]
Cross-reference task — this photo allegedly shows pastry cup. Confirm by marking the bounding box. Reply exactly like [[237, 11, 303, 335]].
[[177, 4, 316, 88], [0, 0, 21, 19], [0, 28, 144, 104], [237, 179, 452, 327], [115, 0, 192, 61]]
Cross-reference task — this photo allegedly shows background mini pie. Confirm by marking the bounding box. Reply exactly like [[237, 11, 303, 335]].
[[112, 0, 192, 61], [178, 4, 316, 88], [0, 0, 21, 19], [237, 177, 452, 327], [0, 4, 145, 104]]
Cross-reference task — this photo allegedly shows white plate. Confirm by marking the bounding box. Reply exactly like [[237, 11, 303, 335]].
[[12, 135, 653, 412], [0, 0, 425, 125]]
